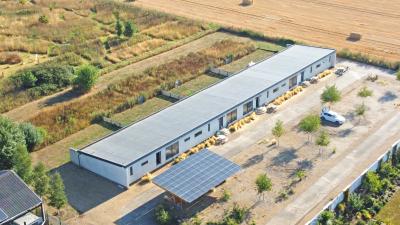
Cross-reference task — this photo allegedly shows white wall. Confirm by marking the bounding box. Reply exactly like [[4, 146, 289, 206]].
[[79, 154, 128, 187]]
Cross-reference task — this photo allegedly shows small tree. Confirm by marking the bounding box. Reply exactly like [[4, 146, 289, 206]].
[[295, 169, 306, 182], [19, 122, 46, 151], [123, 21, 138, 37], [32, 163, 50, 197], [321, 85, 341, 108], [357, 86, 373, 98], [362, 171, 383, 194], [12, 144, 32, 183], [115, 19, 123, 37], [354, 102, 368, 123], [315, 130, 330, 156], [271, 120, 285, 146], [255, 174, 272, 201], [155, 205, 171, 225], [49, 173, 67, 215], [299, 114, 320, 143], [73, 64, 99, 93]]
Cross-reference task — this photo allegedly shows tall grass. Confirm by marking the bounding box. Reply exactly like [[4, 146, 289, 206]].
[[338, 49, 400, 71], [29, 40, 256, 148]]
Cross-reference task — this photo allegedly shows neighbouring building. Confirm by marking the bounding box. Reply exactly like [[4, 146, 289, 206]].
[[0, 171, 45, 225], [70, 44, 336, 187]]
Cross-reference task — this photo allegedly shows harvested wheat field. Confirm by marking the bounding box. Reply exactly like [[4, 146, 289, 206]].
[[134, 0, 400, 62]]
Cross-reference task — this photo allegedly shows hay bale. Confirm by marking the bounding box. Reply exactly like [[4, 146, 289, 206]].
[[142, 173, 153, 183], [241, 0, 253, 6]]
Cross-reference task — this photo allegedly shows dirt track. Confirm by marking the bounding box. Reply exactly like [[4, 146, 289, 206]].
[[134, 0, 400, 62]]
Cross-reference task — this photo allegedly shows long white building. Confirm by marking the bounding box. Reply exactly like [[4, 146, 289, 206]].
[[70, 44, 336, 187]]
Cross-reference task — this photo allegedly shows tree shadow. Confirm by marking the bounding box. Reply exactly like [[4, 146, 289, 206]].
[[378, 91, 397, 103], [51, 163, 125, 213], [42, 89, 81, 107], [271, 148, 298, 167], [242, 154, 264, 169]]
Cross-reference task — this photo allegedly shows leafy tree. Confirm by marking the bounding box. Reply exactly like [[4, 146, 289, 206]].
[[354, 103, 368, 123], [19, 122, 46, 151], [20, 71, 37, 88], [123, 21, 138, 37], [32, 163, 50, 197], [272, 120, 285, 146], [362, 171, 383, 194], [255, 174, 272, 201], [73, 64, 99, 93], [299, 114, 320, 142], [318, 210, 334, 225], [12, 144, 32, 183], [295, 169, 306, 181], [315, 130, 330, 155], [115, 20, 123, 37], [49, 173, 67, 214], [321, 85, 341, 107], [155, 205, 171, 225], [358, 86, 373, 98], [0, 116, 26, 170]]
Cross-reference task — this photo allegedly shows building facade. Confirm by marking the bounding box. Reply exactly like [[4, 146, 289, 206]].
[[70, 45, 336, 187]]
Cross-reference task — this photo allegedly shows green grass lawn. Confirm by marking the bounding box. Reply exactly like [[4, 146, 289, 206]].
[[376, 189, 400, 224], [170, 74, 221, 97], [111, 97, 172, 125], [220, 49, 275, 73]]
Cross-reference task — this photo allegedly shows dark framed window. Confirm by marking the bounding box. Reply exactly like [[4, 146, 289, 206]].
[[329, 56, 331, 62], [184, 137, 190, 142], [226, 109, 237, 124], [208, 123, 210, 132], [273, 87, 279, 93], [281, 82, 286, 87], [156, 152, 161, 165], [130, 167, 133, 176], [166, 142, 179, 160], [194, 130, 202, 137], [316, 64, 321, 68], [141, 161, 148, 166], [289, 76, 297, 89], [310, 67, 313, 73], [243, 101, 253, 115]]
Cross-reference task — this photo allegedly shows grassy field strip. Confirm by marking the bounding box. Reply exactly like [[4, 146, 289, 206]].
[[169, 74, 221, 97], [376, 189, 400, 224], [219, 49, 275, 73]]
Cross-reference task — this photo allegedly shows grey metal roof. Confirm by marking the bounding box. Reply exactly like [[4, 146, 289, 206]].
[[80, 45, 335, 166], [0, 171, 42, 223], [153, 149, 240, 203]]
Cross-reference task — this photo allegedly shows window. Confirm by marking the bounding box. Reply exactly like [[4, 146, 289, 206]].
[[289, 76, 297, 89], [329, 56, 331, 62], [273, 87, 279, 93], [166, 142, 179, 160], [310, 67, 313, 73], [281, 82, 286, 87], [141, 161, 148, 166], [208, 123, 210, 132], [184, 137, 190, 142], [243, 101, 253, 115], [316, 63, 321, 68], [267, 91, 269, 98], [156, 152, 161, 165], [130, 167, 133, 176], [226, 109, 237, 124], [195, 130, 202, 137]]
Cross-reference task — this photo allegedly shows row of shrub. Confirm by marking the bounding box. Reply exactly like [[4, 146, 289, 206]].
[[318, 152, 400, 225], [28, 40, 256, 148]]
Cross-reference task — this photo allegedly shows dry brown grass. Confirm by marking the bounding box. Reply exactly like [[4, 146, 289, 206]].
[[142, 21, 203, 41], [0, 52, 22, 65], [109, 38, 167, 60], [29, 40, 256, 148]]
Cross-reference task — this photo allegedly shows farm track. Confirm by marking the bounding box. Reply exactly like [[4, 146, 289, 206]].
[[135, 0, 400, 62]]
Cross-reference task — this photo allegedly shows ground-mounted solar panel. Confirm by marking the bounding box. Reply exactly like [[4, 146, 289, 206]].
[[0, 208, 8, 222], [153, 149, 241, 203]]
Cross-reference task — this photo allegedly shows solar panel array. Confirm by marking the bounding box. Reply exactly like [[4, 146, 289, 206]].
[[0, 208, 8, 222], [153, 149, 240, 203]]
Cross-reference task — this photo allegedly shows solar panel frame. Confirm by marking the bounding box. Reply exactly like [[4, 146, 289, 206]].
[[153, 150, 240, 203], [0, 208, 8, 222]]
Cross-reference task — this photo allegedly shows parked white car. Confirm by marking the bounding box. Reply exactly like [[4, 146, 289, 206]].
[[320, 108, 346, 125]]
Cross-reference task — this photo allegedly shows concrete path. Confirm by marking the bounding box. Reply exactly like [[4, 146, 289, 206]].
[[266, 112, 400, 225]]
